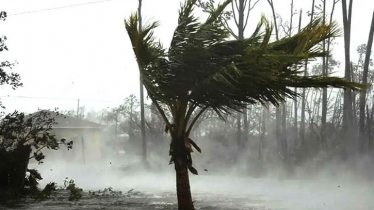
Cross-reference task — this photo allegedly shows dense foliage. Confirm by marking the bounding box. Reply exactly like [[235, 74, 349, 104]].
[[0, 110, 73, 205]]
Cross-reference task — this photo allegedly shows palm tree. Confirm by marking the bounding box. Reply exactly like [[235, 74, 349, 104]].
[[125, 0, 364, 209]]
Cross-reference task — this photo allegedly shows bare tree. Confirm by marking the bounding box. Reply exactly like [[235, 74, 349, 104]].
[[359, 10, 374, 152], [294, 8, 302, 143], [341, 0, 354, 150], [321, 0, 327, 135], [137, 0, 147, 164], [322, 0, 340, 142], [301, 0, 315, 146], [266, 0, 282, 157], [233, 0, 261, 152]]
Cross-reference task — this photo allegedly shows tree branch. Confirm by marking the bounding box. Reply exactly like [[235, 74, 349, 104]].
[[232, 1, 239, 27], [267, 0, 279, 40], [186, 106, 209, 137], [243, 0, 260, 30], [243, 0, 248, 10], [151, 99, 174, 137], [235, 0, 240, 11], [222, 18, 238, 39], [184, 102, 197, 132], [249, 0, 260, 10], [29, 145, 48, 160]]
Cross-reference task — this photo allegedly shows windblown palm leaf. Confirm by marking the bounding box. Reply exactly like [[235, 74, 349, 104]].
[[125, 1, 366, 208], [126, 1, 363, 116], [125, 0, 365, 175]]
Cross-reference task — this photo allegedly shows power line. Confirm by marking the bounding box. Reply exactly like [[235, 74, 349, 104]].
[[8, 0, 122, 17]]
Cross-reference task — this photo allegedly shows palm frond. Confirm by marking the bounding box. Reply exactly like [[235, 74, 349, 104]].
[[187, 14, 361, 112], [125, 13, 169, 103], [125, 0, 364, 116]]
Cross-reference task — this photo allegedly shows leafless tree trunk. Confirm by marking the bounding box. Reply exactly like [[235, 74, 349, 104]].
[[236, 0, 245, 154], [323, 0, 339, 143], [237, 112, 242, 153], [367, 102, 374, 151], [281, 0, 296, 162], [301, 0, 315, 146], [294, 8, 302, 142], [359, 10, 374, 152], [267, 0, 282, 158], [321, 0, 327, 138], [259, 107, 267, 159], [138, 0, 147, 164], [342, 0, 353, 133], [342, 0, 354, 153], [229, 0, 260, 156]]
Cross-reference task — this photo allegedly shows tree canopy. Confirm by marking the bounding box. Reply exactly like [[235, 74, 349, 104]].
[[125, 0, 363, 121], [130, 0, 366, 208]]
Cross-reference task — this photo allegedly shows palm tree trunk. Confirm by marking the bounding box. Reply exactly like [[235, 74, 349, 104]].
[[175, 164, 194, 210], [172, 132, 195, 210], [171, 101, 196, 210]]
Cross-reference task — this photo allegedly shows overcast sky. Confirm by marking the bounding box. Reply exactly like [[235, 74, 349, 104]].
[[1, 0, 373, 114]]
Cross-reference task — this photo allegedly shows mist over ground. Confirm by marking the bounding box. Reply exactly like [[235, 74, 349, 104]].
[[1, 0, 374, 209], [27, 131, 374, 210]]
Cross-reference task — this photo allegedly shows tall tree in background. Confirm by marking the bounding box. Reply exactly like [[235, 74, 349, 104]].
[[321, 0, 327, 136], [359, 10, 374, 152], [266, 0, 282, 157], [321, 0, 339, 143], [281, 0, 296, 162], [230, 0, 260, 157], [294, 8, 302, 142], [198, 0, 261, 155], [300, 0, 315, 146], [137, 0, 147, 164], [341, 0, 354, 149], [125, 1, 363, 208]]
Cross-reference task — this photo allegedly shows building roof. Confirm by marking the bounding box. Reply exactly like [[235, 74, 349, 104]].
[[30, 110, 103, 130]]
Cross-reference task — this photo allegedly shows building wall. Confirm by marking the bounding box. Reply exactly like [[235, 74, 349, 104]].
[[41, 128, 102, 164]]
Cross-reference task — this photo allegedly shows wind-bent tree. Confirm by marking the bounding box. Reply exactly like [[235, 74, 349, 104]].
[[125, 0, 363, 209]]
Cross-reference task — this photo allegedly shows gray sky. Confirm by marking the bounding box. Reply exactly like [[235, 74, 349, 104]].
[[1, 0, 373, 114]]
